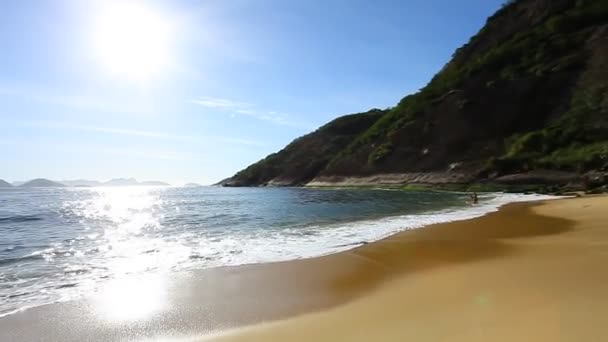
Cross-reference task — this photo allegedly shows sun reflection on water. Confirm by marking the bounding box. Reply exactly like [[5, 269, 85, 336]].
[[77, 187, 184, 321], [89, 186, 161, 235], [93, 274, 168, 322], [77, 187, 191, 274]]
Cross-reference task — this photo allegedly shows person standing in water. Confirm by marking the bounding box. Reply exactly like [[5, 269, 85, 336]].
[[470, 192, 478, 204]]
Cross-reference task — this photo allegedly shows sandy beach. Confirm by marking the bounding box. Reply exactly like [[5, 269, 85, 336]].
[[207, 195, 608, 341], [1, 195, 606, 341]]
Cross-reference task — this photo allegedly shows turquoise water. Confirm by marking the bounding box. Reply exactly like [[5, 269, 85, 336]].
[[0, 186, 552, 316]]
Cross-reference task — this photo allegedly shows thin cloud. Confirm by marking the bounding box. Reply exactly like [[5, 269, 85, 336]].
[[0, 84, 141, 115], [190, 96, 314, 129], [5, 137, 207, 162], [22, 120, 267, 147], [235, 109, 256, 115], [0, 138, 18, 145], [98, 147, 208, 162], [190, 97, 251, 109], [218, 137, 266, 146]]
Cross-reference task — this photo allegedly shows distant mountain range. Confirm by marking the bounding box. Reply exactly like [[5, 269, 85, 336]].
[[102, 178, 143, 186], [184, 183, 202, 187], [2, 178, 171, 188], [20, 179, 66, 188], [140, 180, 171, 186], [102, 178, 170, 186], [60, 179, 103, 187]]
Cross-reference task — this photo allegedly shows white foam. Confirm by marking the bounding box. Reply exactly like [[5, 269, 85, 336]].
[[183, 192, 562, 267]]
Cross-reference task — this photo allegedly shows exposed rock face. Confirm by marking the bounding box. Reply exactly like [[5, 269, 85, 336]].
[[306, 173, 473, 187], [492, 170, 579, 185], [222, 0, 608, 190]]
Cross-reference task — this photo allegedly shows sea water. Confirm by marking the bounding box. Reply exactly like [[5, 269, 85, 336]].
[[0, 186, 556, 317]]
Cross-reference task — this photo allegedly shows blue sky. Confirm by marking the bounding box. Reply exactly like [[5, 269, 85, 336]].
[[0, 0, 504, 185]]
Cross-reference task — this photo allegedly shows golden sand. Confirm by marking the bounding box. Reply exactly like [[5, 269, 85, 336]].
[[206, 196, 608, 341]]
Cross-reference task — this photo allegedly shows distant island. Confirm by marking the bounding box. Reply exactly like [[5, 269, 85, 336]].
[[184, 183, 202, 187], [103, 178, 141, 186], [140, 181, 171, 186], [20, 179, 66, 188], [61, 180, 103, 187], [0, 178, 171, 188], [102, 178, 170, 186], [0, 179, 13, 188]]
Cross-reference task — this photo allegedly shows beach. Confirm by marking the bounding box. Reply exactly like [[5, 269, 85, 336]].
[[207, 195, 608, 341], [0, 195, 606, 341]]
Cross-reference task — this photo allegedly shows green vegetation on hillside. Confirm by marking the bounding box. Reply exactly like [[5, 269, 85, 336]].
[[223, 0, 608, 189], [222, 109, 385, 186]]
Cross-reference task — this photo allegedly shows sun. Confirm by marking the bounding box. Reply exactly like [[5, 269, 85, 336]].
[[91, 2, 176, 82]]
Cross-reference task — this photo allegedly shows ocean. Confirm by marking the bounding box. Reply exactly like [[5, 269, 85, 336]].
[[0, 186, 555, 317]]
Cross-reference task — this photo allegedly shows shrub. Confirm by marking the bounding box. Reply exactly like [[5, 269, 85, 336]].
[[368, 142, 394, 164], [539, 141, 608, 170]]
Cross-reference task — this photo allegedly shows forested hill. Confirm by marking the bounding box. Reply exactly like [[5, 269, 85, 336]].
[[222, 0, 608, 192]]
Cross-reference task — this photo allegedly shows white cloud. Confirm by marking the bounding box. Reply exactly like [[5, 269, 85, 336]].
[[190, 96, 314, 129], [22, 120, 267, 147], [98, 147, 208, 162], [235, 109, 255, 115], [218, 137, 266, 146], [0, 138, 18, 145], [190, 97, 251, 109], [4, 136, 205, 162], [0, 84, 152, 116]]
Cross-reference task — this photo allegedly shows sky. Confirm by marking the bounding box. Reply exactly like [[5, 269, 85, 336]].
[[0, 0, 505, 185]]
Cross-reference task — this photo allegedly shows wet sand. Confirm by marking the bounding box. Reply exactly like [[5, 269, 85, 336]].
[[1, 196, 606, 341], [207, 195, 608, 341]]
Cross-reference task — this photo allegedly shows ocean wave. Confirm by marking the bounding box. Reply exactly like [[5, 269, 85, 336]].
[[0, 254, 44, 267], [0, 215, 43, 223]]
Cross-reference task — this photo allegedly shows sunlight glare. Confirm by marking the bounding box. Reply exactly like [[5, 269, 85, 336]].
[[94, 274, 168, 322], [91, 2, 176, 82]]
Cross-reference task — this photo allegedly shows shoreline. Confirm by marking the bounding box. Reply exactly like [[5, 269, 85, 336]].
[[0, 192, 556, 320], [207, 195, 608, 341], [1, 195, 603, 341]]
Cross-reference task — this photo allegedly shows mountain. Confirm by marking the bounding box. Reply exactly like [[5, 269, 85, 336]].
[[219, 109, 385, 186], [103, 178, 140, 186], [140, 181, 170, 186], [61, 180, 103, 187], [19, 179, 66, 188], [102, 178, 169, 186], [0, 180, 13, 188], [222, 0, 608, 192]]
